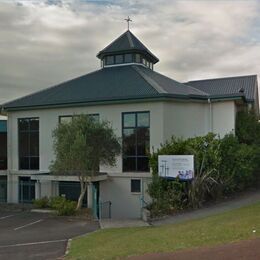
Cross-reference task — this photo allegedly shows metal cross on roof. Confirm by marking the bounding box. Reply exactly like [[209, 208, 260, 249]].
[[125, 16, 132, 30]]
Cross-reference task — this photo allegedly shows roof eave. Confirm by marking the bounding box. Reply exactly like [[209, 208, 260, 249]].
[[0, 93, 220, 112], [2, 93, 246, 112]]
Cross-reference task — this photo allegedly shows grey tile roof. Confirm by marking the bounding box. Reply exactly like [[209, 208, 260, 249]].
[[97, 30, 159, 63], [2, 65, 209, 110], [186, 75, 258, 102]]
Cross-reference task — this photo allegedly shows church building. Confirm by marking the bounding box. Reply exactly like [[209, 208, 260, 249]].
[[1, 29, 259, 218]]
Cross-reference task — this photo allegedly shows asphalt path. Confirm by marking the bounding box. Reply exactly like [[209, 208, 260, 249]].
[[0, 211, 99, 260]]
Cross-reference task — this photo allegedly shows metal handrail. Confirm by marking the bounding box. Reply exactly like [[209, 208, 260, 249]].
[[140, 196, 148, 207]]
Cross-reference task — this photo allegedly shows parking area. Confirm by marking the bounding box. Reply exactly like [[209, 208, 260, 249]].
[[0, 211, 99, 259]]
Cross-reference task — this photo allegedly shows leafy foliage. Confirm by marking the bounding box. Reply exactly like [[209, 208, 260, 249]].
[[33, 196, 49, 208], [33, 196, 77, 216], [236, 110, 260, 145], [148, 131, 259, 216]]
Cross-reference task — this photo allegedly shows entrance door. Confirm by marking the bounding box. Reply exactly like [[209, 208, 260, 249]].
[[19, 177, 35, 203]]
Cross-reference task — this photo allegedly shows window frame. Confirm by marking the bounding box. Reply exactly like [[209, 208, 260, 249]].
[[122, 111, 150, 172], [18, 117, 39, 170]]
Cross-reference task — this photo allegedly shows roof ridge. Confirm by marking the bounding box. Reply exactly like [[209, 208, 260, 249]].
[[132, 66, 167, 94], [149, 69, 209, 96], [187, 74, 257, 83], [126, 31, 134, 48], [96, 30, 128, 56]]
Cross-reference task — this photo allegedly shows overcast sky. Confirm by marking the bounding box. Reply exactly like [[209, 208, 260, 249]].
[[0, 0, 260, 104]]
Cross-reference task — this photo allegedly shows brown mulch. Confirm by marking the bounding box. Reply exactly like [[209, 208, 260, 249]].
[[128, 238, 260, 260]]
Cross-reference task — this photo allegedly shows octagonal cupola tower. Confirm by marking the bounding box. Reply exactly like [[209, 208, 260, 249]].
[[97, 30, 159, 70]]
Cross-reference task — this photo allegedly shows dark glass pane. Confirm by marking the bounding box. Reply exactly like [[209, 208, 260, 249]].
[[123, 157, 136, 172], [19, 119, 29, 131], [30, 118, 39, 131], [0, 133, 7, 170], [115, 55, 123, 64], [123, 129, 136, 156], [0, 121, 7, 133], [137, 128, 150, 156], [59, 181, 87, 205], [0, 176, 7, 202], [123, 113, 135, 128], [135, 54, 141, 63], [125, 53, 133, 63], [0, 133, 7, 157], [106, 56, 114, 65], [19, 132, 29, 156], [30, 132, 39, 156], [30, 157, 39, 170], [137, 112, 149, 127], [131, 179, 141, 193], [19, 177, 35, 203], [19, 157, 29, 170], [137, 157, 149, 172]]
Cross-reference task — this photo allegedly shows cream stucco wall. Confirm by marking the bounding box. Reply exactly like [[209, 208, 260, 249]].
[[163, 101, 208, 142], [163, 100, 236, 143], [7, 101, 164, 174], [211, 101, 236, 137], [100, 176, 151, 219]]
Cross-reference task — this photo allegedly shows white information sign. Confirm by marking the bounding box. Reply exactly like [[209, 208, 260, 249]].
[[158, 155, 194, 180]]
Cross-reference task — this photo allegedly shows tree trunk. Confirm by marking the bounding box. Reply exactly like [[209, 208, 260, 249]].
[[76, 180, 87, 211]]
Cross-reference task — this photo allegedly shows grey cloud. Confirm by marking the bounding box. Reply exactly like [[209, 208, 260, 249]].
[[0, 0, 260, 105]]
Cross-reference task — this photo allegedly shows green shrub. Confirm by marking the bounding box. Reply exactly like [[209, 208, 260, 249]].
[[236, 110, 260, 145], [219, 134, 257, 193], [48, 196, 76, 216], [48, 196, 66, 210], [33, 197, 49, 208], [147, 176, 188, 216], [56, 200, 77, 216]]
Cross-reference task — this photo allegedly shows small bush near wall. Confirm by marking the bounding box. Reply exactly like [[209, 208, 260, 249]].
[[33, 196, 49, 208], [148, 132, 259, 217], [33, 196, 76, 216]]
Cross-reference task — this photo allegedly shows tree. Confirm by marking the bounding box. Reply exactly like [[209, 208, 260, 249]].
[[50, 115, 121, 211]]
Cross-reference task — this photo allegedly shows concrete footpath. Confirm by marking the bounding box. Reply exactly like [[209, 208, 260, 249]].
[[151, 189, 260, 226], [100, 219, 149, 229]]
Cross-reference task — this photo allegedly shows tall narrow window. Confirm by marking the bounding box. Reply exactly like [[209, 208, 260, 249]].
[[125, 53, 133, 63], [115, 55, 124, 64], [122, 112, 150, 172], [0, 121, 7, 170], [18, 118, 39, 170], [105, 56, 114, 65]]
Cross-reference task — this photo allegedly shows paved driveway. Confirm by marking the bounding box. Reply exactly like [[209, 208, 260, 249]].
[[0, 211, 99, 260]]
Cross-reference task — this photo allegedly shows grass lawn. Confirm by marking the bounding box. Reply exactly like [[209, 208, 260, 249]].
[[67, 202, 260, 260]]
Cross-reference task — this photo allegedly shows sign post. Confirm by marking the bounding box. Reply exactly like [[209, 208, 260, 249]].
[[158, 155, 194, 180]]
